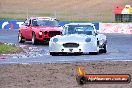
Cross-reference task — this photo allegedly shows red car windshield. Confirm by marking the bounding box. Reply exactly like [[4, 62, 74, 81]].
[[32, 20, 59, 27]]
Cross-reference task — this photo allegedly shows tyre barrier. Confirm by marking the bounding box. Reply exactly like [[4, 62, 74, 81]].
[[113, 5, 132, 22]]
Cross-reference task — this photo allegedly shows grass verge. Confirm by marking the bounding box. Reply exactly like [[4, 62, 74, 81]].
[[0, 43, 23, 54], [0, 16, 24, 20]]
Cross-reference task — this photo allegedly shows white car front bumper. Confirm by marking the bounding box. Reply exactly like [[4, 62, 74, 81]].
[[49, 42, 99, 53]]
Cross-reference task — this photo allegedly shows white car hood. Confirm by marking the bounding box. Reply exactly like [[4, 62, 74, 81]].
[[54, 34, 93, 43]]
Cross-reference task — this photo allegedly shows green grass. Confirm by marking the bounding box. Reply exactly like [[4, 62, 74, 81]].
[[0, 16, 98, 22], [0, 44, 23, 54], [0, 15, 131, 23], [0, 16, 24, 20]]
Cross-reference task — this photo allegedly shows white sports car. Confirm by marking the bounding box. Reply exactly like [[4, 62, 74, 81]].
[[49, 23, 107, 56]]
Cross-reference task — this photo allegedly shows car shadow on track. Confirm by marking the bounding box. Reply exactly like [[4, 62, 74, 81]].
[[19, 41, 49, 46], [50, 52, 108, 56]]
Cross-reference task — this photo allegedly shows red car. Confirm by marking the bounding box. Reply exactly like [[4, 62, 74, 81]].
[[18, 17, 62, 44]]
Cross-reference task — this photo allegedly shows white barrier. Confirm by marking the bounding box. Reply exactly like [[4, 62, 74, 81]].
[[100, 23, 132, 34]]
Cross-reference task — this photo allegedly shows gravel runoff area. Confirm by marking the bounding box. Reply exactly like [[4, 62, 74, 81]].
[[0, 61, 132, 88]]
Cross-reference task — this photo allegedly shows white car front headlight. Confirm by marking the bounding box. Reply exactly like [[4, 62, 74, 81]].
[[85, 38, 91, 42], [53, 38, 58, 43], [39, 31, 43, 35]]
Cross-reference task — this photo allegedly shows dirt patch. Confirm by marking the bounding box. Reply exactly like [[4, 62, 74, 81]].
[[0, 61, 132, 88]]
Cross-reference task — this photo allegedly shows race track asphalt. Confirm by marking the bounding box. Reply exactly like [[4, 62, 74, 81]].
[[0, 30, 132, 64]]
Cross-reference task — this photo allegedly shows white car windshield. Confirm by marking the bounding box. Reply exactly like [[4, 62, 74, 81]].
[[65, 25, 94, 35], [32, 20, 59, 27]]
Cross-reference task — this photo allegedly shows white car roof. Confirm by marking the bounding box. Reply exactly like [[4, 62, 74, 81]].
[[64, 23, 95, 26]]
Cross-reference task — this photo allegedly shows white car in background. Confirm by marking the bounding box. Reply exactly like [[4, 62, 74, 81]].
[[49, 23, 107, 56]]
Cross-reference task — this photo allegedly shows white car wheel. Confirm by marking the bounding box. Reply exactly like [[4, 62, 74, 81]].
[[103, 44, 107, 53], [99, 44, 107, 53]]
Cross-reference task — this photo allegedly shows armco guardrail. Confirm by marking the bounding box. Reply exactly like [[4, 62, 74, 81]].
[[100, 23, 132, 34], [0, 20, 99, 30]]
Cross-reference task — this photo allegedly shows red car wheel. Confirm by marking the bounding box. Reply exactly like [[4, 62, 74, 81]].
[[32, 33, 38, 45], [18, 32, 25, 43]]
